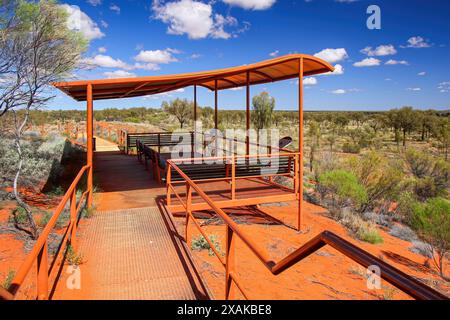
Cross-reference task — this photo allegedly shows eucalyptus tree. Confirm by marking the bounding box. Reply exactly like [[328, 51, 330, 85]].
[[0, 0, 88, 238]]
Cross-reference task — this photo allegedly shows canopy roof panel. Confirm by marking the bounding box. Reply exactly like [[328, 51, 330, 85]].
[[53, 54, 334, 101]]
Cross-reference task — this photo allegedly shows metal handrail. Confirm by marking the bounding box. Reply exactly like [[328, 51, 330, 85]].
[[0, 165, 92, 300], [167, 160, 448, 300]]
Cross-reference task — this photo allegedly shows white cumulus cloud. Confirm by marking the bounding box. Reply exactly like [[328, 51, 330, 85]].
[[385, 59, 409, 65], [314, 48, 348, 63], [104, 70, 136, 78], [331, 89, 346, 94], [134, 48, 179, 64], [152, 0, 244, 40], [269, 50, 279, 57], [353, 57, 380, 67], [60, 4, 105, 40], [361, 44, 397, 56], [222, 0, 276, 10], [402, 36, 432, 48], [304, 77, 317, 86]]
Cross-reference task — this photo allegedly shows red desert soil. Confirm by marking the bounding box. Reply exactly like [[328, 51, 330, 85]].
[[175, 201, 449, 300]]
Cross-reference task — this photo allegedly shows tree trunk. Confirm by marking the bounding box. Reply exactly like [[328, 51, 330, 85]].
[[403, 129, 406, 147], [13, 139, 38, 239]]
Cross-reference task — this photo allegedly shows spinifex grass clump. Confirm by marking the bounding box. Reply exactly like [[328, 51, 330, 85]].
[[192, 234, 223, 256]]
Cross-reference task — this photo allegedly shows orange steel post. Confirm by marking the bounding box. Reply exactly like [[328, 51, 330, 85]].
[[185, 182, 192, 242], [86, 83, 94, 208], [214, 79, 218, 129], [297, 58, 304, 231], [70, 189, 77, 249], [246, 71, 250, 156], [225, 225, 234, 299], [36, 242, 48, 300], [166, 164, 172, 206], [194, 85, 197, 124], [231, 155, 236, 200]]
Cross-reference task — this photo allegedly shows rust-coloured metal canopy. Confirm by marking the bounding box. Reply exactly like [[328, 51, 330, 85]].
[[54, 54, 333, 101]]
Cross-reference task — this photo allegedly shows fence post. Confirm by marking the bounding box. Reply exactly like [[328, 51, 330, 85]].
[[166, 164, 172, 206], [37, 242, 48, 300], [185, 183, 192, 243], [70, 189, 77, 249], [231, 155, 236, 200], [225, 225, 234, 300], [294, 154, 299, 196]]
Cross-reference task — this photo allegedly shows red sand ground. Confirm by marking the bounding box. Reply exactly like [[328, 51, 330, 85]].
[[174, 201, 449, 300]]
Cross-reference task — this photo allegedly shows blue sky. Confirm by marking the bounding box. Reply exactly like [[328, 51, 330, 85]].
[[51, 0, 450, 111]]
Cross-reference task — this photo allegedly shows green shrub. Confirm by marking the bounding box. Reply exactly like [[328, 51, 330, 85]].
[[1, 269, 15, 290], [410, 197, 450, 279], [66, 244, 84, 265], [338, 209, 383, 244], [38, 211, 52, 227], [10, 206, 29, 225], [342, 142, 360, 154], [191, 234, 222, 256], [318, 170, 367, 208], [357, 227, 384, 244]]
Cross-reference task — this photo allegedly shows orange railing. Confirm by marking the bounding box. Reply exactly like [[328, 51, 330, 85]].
[[167, 159, 448, 300], [167, 152, 298, 200], [1, 165, 92, 300]]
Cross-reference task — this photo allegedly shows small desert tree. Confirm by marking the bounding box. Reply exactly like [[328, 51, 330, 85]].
[[162, 98, 193, 129], [0, 0, 88, 238], [411, 197, 450, 280], [252, 91, 275, 134]]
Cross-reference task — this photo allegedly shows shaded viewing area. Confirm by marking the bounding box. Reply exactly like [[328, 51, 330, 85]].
[[1, 55, 447, 300]]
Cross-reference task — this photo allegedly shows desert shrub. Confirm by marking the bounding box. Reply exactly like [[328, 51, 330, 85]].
[[81, 205, 95, 219], [362, 211, 392, 228], [39, 211, 52, 227], [191, 234, 222, 256], [318, 170, 367, 208], [343, 152, 403, 212], [409, 240, 433, 258], [0, 135, 66, 190], [357, 227, 384, 244], [389, 225, 418, 242], [342, 142, 360, 154], [1, 270, 15, 290], [405, 149, 431, 178], [338, 209, 383, 244], [405, 150, 450, 200], [66, 244, 84, 265], [410, 197, 450, 279], [395, 191, 416, 222], [9, 206, 29, 225]]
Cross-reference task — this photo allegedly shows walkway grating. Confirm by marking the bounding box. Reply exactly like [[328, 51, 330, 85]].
[[55, 207, 209, 300]]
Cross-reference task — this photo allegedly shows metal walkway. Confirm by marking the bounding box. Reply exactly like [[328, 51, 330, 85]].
[[54, 206, 209, 300]]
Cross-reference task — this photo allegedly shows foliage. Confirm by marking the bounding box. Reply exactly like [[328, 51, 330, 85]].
[[162, 98, 193, 129], [343, 152, 403, 212], [1, 269, 15, 290], [66, 244, 84, 266], [252, 91, 275, 132], [405, 149, 450, 200], [342, 142, 360, 154], [410, 197, 450, 279], [337, 208, 383, 244], [318, 170, 367, 208], [0, 134, 66, 190], [191, 234, 222, 256]]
